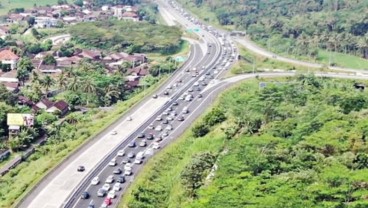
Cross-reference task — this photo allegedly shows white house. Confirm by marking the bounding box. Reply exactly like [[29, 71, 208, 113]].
[[34, 17, 58, 28], [0, 49, 19, 70]]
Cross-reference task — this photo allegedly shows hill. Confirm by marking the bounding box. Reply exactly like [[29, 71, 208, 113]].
[[122, 75, 368, 208], [178, 0, 368, 66]]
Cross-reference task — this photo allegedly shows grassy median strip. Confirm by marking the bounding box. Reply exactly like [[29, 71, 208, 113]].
[[1, 77, 168, 208]]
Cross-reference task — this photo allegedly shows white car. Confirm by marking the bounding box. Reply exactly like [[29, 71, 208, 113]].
[[148, 124, 154, 129], [102, 183, 110, 191], [139, 140, 147, 147], [124, 163, 132, 170], [108, 190, 116, 199], [134, 159, 142, 164], [117, 149, 125, 157], [152, 142, 160, 149], [105, 175, 114, 184], [124, 168, 132, 176], [126, 116, 132, 121], [165, 125, 173, 131], [91, 176, 100, 185], [111, 130, 117, 135], [155, 125, 162, 131], [108, 158, 117, 166], [113, 182, 121, 191]]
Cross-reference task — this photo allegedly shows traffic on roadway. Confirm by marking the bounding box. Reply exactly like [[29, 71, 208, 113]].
[[63, 1, 238, 208]]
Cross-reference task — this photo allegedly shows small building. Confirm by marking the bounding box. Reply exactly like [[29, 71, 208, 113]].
[[0, 49, 19, 70], [121, 11, 139, 22], [36, 98, 55, 110], [78, 49, 102, 60], [0, 26, 10, 39], [34, 17, 58, 28], [46, 100, 69, 116]]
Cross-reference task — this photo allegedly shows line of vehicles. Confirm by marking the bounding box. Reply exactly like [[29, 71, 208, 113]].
[[70, 1, 238, 207]]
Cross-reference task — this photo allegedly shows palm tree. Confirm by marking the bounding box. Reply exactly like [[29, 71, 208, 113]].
[[104, 85, 120, 106], [68, 77, 79, 92], [31, 71, 40, 84], [41, 75, 55, 94], [64, 67, 75, 78], [57, 72, 68, 90], [82, 79, 96, 105]]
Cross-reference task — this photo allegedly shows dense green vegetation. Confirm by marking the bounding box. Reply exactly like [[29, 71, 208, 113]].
[[123, 75, 368, 208], [179, 0, 368, 67], [69, 20, 182, 54]]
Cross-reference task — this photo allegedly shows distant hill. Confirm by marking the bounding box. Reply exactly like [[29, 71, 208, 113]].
[[181, 0, 368, 62]]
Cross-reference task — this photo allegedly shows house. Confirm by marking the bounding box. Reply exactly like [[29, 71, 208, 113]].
[[36, 98, 54, 110], [101, 5, 109, 11], [113, 5, 124, 19], [1, 82, 18, 91], [7, 14, 25, 24], [0, 50, 19, 70], [127, 65, 149, 76], [18, 96, 34, 106], [34, 17, 58, 28], [121, 11, 139, 22], [0, 26, 10, 39], [56, 56, 82, 68], [103, 52, 147, 66], [78, 49, 102, 60], [46, 100, 69, 116]]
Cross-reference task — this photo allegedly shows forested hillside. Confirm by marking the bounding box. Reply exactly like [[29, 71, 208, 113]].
[[123, 75, 368, 208], [180, 0, 368, 62]]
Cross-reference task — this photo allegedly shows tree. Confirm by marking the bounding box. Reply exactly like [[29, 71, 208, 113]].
[[40, 75, 55, 93], [43, 54, 57, 65], [18, 57, 34, 72], [82, 79, 96, 105], [31, 28, 42, 40], [27, 16, 35, 27], [57, 72, 68, 90], [0, 84, 16, 105], [192, 123, 210, 138], [16, 68, 29, 85], [74, 0, 83, 7]]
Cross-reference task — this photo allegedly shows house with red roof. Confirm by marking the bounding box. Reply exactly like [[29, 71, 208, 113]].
[[0, 49, 19, 70], [122, 11, 139, 22]]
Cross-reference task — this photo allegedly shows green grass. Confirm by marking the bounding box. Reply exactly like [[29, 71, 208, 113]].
[[316, 50, 368, 69], [0, 0, 58, 15], [147, 40, 191, 62], [2, 77, 168, 208]]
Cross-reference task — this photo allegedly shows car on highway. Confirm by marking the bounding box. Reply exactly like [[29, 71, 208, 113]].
[[116, 176, 125, 183], [110, 130, 117, 135], [182, 106, 189, 114], [117, 149, 125, 157], [108, 158, 117, 166], [134, 159, 143, 164], [113, 168, 122, 174], [103, 197, 112, 206], [88, 200, 95, 208], [124, 167, 132, 176], [148, 124, 154, 129], [155, 125, 163, 131], [137, 133, 145, 138], [97, 189, 107, 197], [127, 152, 135, 158], [194, 81, 199, 86], [170, 111, 177, 116], [185, 95, 192, 102], [139, 140, 147, 147], [173, 101, 179, 106], [161, 131, 169, 138], [177, 116, 185, 121], [156, 116, 162, 121], [146, 133, 154, 140], [161, 119, 169, 124], [128, 141, 136, 148], [163, 91, 169, 95], [121, 159, 130, 164], [152, 142, 160, 149], [152, 94, 158, 99], [198, 94, 203, 99], [77, 165, 85, 172], [163, 110, 170, 115], [165, 125, 173, 131], [105, 175, 114, 184], [113, 182, 121, 191], [188, 88, 194, 92], [81, 191, 89, 199], [102, 184, 110, 191], [91, 176, 100, 185], [108, 190, 116, 199]]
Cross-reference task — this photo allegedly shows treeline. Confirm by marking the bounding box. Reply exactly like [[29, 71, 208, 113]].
[[90, 0, 140, 6], [69, 20, 182, 54], [124, 75, 368, 208], [184, 0, 368, 59]]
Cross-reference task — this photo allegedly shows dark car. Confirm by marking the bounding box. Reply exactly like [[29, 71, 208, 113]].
[[146, 133, 154, 140], [117, 176, 125, 183], [81, 191, 89, 199], [128, 141, 136, 148], [77, 166, 85, 172], [161, 119, 169, 125], [113, 168, 122, 174]]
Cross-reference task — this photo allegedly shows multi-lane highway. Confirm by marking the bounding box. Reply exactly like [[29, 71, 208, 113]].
[[18, 1, 237, 208]]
